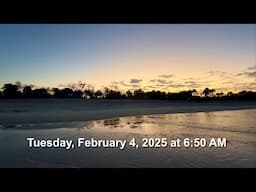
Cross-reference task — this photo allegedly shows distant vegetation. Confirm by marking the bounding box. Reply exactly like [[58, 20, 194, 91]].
[[0, 82, 256, 101]]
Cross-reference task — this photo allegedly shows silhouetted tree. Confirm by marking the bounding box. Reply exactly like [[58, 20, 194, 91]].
[[2, 83, 22, 98], [191, 89, 198, 96], [146, 90, 166, 99], [82, 84, 95, 99], [52, 87, 83, 98], [103, 87, 110, 97], [23, 86, 33, 98], [1, 81, 256, 101], [238, 91, 256, 100], [202, 88, 215, 97], [67, 81, 86, 92], [84, 89, 94, 99], [227, 92, 233, 97], [126, 90, 133, 98], [52, 88, 61, 98], [216, 92, 224, 97], [105, 90, 122, 99], [134, 89, 145, 99], [61, 88, 74, 98], [15, 81, 22, 88], [209, 89, 215, 97], [177, 90, 193, 100], [95, 90, 103, 98], [202, 88, 210, 97], [32, 88, 49, 98], [73, 90, 83, 98], [238, 90, 247, 96]]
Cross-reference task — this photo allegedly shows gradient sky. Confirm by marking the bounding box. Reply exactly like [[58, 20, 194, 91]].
[[0, 24, 255, 93]]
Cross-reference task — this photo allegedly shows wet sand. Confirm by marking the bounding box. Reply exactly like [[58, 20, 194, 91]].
[[0, 108, 255, 168]]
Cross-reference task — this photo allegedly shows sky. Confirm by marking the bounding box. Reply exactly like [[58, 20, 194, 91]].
[[0, 24, 255, 93]]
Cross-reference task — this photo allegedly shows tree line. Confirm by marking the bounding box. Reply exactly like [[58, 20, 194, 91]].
[[0, 82, 256, 101]]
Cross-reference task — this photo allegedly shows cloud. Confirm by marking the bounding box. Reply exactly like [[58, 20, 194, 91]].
[[150, 79, 205, 89], [158, 75, 174, 78], [119, 81, 130, 87], [208, 71, 217, 75], [155, 84, 165, 87], [157, 79, 169, 84], [149, 79, 172, 84], [248, 65, 256, 70], [236, 65, 256, 78], [168, 83, 185, 88], [236, 73, 243, 76], [222, 81, 235, 85], [243, 71, 256, 77], [183, 77, 198, 81], [184, 81, 197, 84], [184, 81, 202, 88], [208, 70, 227, 76], [131, 84, 140, 88], [230, 82, 256, 91], [130, 79, 142, 84], [172, 84, 185, 88], [112, 81, 138, 87], [145, 85, 159, 89]]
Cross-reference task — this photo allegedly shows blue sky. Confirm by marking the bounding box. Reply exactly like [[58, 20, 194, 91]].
[[0, 24, 255, 92]]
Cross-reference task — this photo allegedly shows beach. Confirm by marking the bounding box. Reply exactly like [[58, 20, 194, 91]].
[[1, 99, 256, 125], [0, 99, 255, 168]]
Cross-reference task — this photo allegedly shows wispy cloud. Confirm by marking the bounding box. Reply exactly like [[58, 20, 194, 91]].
[[208, 70, 227, 77], [222, 81, 235, 84], [184, 81, 202, 88], [236, 65, 256, 78], [110, 65, 256, 92], [130, 79, 142, 84], [230, 82, 256, 91], [242, 71, 256, 77], [149, 79, 172, 84], [158, 75, 174, 78], [236, 73, 243, 76], [112, 81, 131, 87], [145, 85, 159, 89], [158, 79, 171, 84], [168, 84, 185, 88], [248, 65, 256, 70]]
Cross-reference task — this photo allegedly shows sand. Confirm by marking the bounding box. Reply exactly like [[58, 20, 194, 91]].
[[0, 109, 255, 168], [1, 99, 256, 125]]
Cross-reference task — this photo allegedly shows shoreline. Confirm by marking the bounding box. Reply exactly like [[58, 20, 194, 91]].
[[0, 102, 255, 167], [1, 99, 256, 125]]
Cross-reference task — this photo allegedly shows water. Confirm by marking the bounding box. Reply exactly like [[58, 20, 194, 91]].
[[0, 109, 255, 168]]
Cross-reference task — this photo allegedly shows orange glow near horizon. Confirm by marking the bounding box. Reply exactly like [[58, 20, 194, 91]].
[[0, 24, 255, 93]]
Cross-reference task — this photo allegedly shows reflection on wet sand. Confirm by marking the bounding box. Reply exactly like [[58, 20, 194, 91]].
[[104, 118, 120, 127], [66, 109, 255, 136], [0, 109, 255, 167]]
